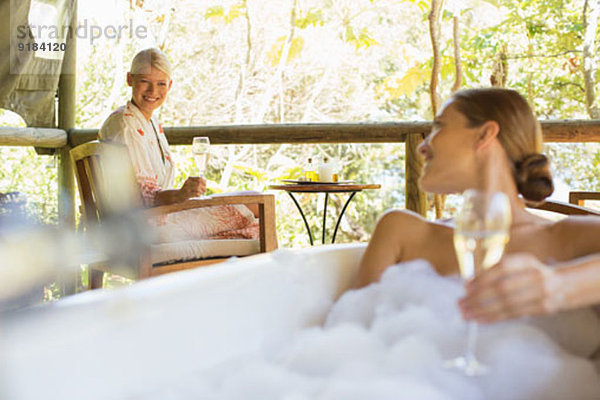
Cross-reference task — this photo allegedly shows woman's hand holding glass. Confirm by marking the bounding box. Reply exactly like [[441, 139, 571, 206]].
[[445, 189, 511, 376], [177, 176, 207, 201], [180, 136, 211, 201], [459, 253, 563, 322]]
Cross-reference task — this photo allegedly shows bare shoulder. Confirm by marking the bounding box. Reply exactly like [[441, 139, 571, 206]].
[[354, 209, 431, 288], [376, 208, 429, 231], [376, 208, 453, 257], [554, 215, 600, 232], [553, 216, 600, 256]]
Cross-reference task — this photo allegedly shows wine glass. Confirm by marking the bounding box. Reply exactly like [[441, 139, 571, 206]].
[[191, 136, 210, 177], [445, 189, 511, 376]]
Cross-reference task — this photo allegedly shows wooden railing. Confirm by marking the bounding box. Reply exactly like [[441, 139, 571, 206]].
[[2, 120, 600, 224], [66, 120, 600, 146], [6, 119, 598, 148]]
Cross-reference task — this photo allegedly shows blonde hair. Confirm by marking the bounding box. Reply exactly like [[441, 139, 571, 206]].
[[452, 88, 553, 202], [130, 48, 172, 78]]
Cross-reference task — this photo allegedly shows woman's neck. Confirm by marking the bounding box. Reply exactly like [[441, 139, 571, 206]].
[[476, 141, 543, 228], [130, 99, 152, 121]]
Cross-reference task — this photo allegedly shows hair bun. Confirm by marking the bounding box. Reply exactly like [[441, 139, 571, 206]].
[[515, 154, 554, 202]]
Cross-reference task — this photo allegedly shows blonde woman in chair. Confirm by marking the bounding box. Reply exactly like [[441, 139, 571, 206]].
[[355, 88, 600, 324], [99, 48, 259, 243]]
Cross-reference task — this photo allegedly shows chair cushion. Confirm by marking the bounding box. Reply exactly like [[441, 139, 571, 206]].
[[150, 239, 260, 265]]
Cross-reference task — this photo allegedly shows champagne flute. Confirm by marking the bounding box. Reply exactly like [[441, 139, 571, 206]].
[[445, 189, 511, 376], [191, 136, 210, 177]]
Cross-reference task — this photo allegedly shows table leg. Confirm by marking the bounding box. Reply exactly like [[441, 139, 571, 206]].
[[287, 191, 314, 246], [322, 193, 329, 244], [331, 191, 357, 244]]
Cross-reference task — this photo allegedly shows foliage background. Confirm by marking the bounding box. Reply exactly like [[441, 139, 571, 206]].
[[1, 0, 600, 249]]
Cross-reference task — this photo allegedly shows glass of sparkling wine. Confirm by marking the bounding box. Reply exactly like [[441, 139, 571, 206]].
[[445, 189, 511, 376], [192, 136, 210, 177]]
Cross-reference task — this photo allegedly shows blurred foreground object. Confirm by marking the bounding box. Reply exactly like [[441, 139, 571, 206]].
[[0, 191, 45, 310], [0, 146, 154, 311]]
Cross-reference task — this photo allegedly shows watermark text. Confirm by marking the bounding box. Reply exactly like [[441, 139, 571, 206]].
[[16, 19, 148, 45]]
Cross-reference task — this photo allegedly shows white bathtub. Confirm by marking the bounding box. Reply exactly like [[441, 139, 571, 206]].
[[0, 243, 366, 400]]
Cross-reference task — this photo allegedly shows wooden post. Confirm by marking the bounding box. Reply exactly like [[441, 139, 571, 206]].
[[405, 133, 427, 216], [57, 7, 77, 295], [57, 8, 77, 227]]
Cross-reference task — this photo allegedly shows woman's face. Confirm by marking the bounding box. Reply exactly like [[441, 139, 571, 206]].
[[417, 100, 480, 194], [127, 66, 172, 120]]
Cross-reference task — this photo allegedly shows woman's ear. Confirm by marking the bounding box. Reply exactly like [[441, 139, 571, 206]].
[[126, 72, 133, 87], [475, 121, 500, 150], [168, 79, 173, 91]]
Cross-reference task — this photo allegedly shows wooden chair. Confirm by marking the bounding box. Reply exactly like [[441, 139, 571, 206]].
[[569, 191, 600, 207], [71, 141, 278, 289]]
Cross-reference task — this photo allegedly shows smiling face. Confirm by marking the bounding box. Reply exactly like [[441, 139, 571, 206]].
[[417, 100, 481, 194], [127, 66, 172, 120]]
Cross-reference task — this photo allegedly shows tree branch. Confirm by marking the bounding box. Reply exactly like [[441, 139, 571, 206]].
[[505, 50, 581, 60], [234, 0, 252, 123], [582, 0, 600, 118], [451, 15, 462, 94], [428, 0, 443, 117], [429, 0, 444, 219]]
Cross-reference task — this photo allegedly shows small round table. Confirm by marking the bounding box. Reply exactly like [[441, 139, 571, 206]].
[[268, 182, 381, 245]]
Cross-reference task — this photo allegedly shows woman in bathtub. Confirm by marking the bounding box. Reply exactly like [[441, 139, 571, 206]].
[[355, 88, 600, 322]]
